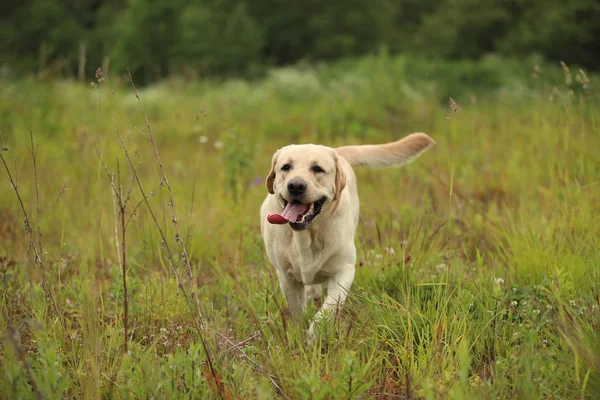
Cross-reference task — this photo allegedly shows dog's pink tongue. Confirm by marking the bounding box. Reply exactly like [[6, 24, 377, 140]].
[[267, 202, 310, 224]]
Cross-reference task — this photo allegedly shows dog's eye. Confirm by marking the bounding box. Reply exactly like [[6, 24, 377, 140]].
[[281, 164, 292, 171], [311, 165, 325, 173]]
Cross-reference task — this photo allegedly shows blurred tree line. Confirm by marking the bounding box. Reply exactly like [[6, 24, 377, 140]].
[[1, 0, 599, 83]]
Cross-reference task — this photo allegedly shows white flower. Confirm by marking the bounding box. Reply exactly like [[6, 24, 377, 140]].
[[214, 140, 223, 149], [511, 301, 518, 307], [198, 135, 208, 143], [436, 263, 448, 271], [569, 300, 576, 307], [495, 277, 505, 285], [532, 309, 540, 315]]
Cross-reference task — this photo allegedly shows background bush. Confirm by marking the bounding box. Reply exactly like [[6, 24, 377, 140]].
[[1, 0, 599, 83]]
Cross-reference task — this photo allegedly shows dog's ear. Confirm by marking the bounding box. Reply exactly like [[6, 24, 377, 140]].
[[266, 150, 279, 194], [334, 153, 346, 201]]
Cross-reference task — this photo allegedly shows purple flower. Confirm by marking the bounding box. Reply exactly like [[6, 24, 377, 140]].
[[249, 177, 263, 187]]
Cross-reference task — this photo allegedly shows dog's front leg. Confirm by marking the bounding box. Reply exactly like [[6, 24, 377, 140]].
[[307, 264, 355, 343], [304, 284, 322, 308], [276, 269, 305, 316]]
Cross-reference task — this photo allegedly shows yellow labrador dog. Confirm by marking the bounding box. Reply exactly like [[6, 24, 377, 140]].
[[260, 133, 435, 342]]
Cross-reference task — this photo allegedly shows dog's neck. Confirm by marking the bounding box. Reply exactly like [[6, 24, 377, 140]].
[[291, 220, 329, 251], [291, 228, 313, 250]]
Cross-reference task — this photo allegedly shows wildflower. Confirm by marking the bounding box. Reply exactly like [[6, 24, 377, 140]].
[[95, 67, 105, 83], [495, 277, 505, 285], [532, 309, 540, 315], [249, 177, 263, 187], [560, 61, 572, 86], [449, 97, 460, 113], [198, 135, 208, 144], [569, 300, 576, 307], [436, 263, 447, 271], [510, 301, 518, 307], [214, 140, 223, 149], [576, 69, 590, 90]]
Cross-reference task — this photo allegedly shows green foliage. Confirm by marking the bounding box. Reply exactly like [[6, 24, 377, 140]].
[[0, 55, 599, 398], [414, 0, 514, 58], [0, 0, 83, 73], [497, 0, 600, 67], [177, 2, 264, 76], [111, 0, 181, 81], [1, 0, 599, 82]]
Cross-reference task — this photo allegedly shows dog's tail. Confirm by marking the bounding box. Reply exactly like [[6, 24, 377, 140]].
[[335, 133, 435, 167]]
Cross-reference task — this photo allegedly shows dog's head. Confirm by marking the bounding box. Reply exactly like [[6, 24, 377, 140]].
[[266, 144, 346, 231]]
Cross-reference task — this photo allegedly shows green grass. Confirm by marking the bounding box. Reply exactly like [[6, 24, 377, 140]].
[[0, 54, 599, 399]]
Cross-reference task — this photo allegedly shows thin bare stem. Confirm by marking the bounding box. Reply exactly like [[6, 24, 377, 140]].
[[121, 71, 223, 395], [29, 131, 44, 267], [124, 70, 196, 283], [0, 144, 64, 333], [94, 144, 130, 353], [113, 123, 222, 398], [117, 163, 129, 354]]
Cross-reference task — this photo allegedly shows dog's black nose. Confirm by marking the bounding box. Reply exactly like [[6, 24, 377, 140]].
[[287, 178, 307, 196]]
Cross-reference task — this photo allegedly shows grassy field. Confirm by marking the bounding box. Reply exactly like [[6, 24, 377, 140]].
[[1, 55, 599, 399]]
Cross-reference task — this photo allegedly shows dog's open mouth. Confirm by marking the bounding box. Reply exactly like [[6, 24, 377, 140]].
[[267, 197, 326, 230]]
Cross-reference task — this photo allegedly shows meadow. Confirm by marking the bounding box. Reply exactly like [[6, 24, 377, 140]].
[[0, 54, 599, 399]]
